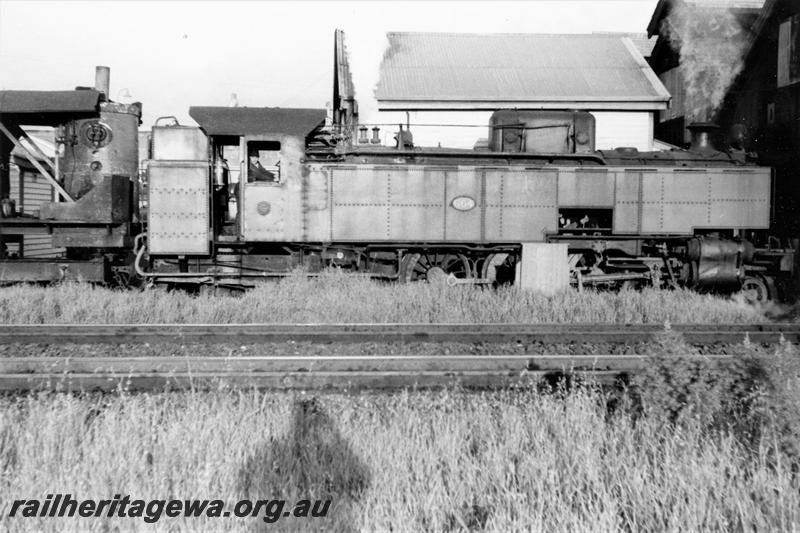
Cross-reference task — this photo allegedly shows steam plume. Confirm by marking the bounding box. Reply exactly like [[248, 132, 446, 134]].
[[342, 28, 391, 129], [662, 3, 752, 121]]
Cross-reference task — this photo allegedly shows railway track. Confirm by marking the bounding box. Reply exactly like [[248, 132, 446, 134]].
[[0, 354, 731, 392], [0, 323, 794, 392], [0, 323, 797, 345]]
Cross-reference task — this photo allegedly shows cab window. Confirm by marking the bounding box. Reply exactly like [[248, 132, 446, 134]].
[[246, 141, 281, 183]]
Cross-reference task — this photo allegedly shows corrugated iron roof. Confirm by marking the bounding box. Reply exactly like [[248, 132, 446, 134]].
[[376, 33, 669, 110], [188, 107, 326, 137]]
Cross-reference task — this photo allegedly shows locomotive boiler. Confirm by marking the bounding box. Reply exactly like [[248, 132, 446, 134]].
[[0, 67, 794, 302]]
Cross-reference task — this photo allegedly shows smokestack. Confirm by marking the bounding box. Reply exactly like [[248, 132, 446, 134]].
[[95, 66, 110, 96], [687, 122, 719, 153]]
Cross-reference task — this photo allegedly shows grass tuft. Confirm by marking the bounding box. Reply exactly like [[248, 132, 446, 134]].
[[634, 331, 800, 470]]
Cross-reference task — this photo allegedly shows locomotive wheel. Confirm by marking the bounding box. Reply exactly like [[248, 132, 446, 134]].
[[400, 252, 471, 283], [481, 253, 511, 284], [481, 253, 507, 281], [741, 276, 770, 304]]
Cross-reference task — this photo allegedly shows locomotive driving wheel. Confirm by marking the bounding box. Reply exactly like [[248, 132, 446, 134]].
[[400, 252, 472, 283], [481, 253, 513, 285], [740, 275, 770, 304]]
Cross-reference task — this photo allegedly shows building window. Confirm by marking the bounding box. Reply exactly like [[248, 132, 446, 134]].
[[767, 102, 775, 124]]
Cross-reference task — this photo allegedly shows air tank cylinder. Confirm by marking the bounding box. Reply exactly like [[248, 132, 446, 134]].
[[685, 237, 752, 287]]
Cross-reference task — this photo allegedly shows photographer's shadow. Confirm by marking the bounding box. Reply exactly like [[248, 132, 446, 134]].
[[237, 397, 370, 532]]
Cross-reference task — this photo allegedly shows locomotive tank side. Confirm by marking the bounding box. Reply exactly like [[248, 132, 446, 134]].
[[284, 162, 770, 245], [301, 163, 559, 243]]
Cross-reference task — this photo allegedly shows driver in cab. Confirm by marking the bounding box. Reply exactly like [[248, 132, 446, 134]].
[[248, 150, 276, 182]]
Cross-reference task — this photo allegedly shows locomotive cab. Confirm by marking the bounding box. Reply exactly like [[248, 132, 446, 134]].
[[141, 107, 326, 283]]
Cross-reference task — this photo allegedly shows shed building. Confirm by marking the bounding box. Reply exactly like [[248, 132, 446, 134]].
[[7, 131, 64, 258], [714, 0, 800, 236], [373, 32, 670, 150]]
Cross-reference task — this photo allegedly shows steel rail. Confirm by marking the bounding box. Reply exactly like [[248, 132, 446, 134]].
[[0, 354, 728, 392], [0, 323, 796, 345]]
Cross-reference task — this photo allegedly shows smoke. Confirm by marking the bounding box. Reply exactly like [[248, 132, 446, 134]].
[[662, 4, 752, 121], [341, 28, 391, 128]]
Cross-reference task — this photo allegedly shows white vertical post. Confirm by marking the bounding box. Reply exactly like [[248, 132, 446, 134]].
[[516, 243, 569, 295]]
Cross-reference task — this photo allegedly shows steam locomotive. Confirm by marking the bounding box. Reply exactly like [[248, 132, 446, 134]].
[[0, 67, 794, 301]]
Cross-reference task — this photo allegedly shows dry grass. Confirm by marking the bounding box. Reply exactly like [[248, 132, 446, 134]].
[[0, 274, 793, 531], [0, 271, 769, 324], [0, 381, 798, 532]]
